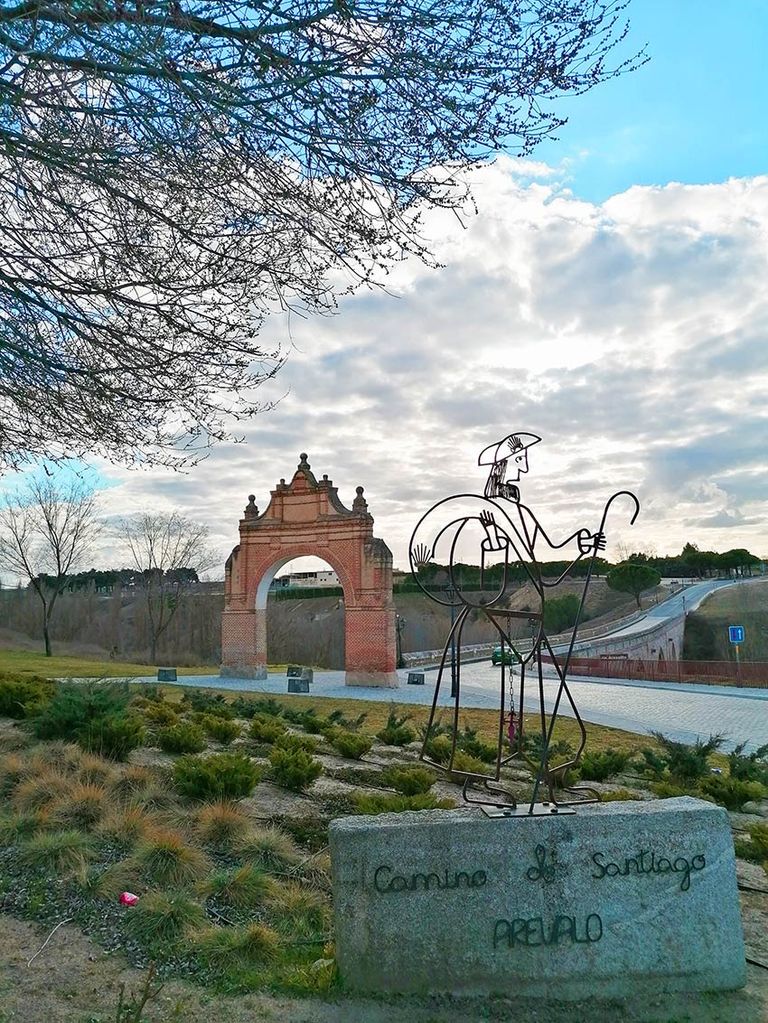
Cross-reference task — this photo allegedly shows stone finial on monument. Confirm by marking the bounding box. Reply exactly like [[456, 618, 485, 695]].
[[243, 494, 258, 518], [352, 485, 368, 514]]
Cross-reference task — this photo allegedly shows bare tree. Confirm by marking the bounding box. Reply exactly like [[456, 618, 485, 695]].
[[0, 479, 102, 655], [119, 512, 217, 663], [0, 1, 643, 471]]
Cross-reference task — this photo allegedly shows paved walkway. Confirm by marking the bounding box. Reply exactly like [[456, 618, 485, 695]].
[[141, 661, 768, 752]]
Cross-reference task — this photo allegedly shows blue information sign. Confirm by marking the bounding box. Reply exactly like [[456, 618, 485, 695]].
[[728, 625, 745, 644]]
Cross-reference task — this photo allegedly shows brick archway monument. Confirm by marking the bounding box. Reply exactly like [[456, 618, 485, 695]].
[[221, 454, 399, 687]]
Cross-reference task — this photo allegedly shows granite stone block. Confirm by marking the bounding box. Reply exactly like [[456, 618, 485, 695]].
[[329, 797, 746, 999]]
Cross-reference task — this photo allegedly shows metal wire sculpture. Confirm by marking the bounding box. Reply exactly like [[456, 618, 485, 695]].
[[409, 432, 639, 817]]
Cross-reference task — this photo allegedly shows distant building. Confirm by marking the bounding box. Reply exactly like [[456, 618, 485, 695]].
[[270, 569, 340, 590]]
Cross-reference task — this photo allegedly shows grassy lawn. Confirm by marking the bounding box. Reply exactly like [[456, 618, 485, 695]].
[[0, 649, 216, 679], [157, 685, 653, 758]]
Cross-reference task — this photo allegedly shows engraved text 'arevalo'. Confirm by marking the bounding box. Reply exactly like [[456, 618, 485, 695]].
[[493, 913, 603, 949]]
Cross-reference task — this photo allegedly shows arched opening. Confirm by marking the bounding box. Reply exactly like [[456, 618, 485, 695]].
[[262, 555, 346, 670]]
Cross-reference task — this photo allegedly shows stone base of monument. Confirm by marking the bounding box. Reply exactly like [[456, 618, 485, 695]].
[[344, 671, 399, 688], [330, 798, 745, 1000]]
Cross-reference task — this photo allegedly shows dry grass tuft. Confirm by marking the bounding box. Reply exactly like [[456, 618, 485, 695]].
[[109, 764, 161, 803], [237, 825, 302, 870], [76, 753, 117, 786], [0, 810, 48, 844], [97, 804, 162, 848], [193, 922, 280, 967], [18, 828, 95, 874], [28, 742, 84, 774], [49, 782, 111, 831], [292, 850, 332, 893], [194, 800, 250, 849], [125, 890, 206, 946], [267, 880, 330, 936], [0, 752, 30, 796], [13, 770, 72, 812], [198, 863, 276, 909], [130, 827, 210, 887]]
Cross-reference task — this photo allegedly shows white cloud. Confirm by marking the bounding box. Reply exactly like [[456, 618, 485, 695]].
[[15, 162, 768, 573]]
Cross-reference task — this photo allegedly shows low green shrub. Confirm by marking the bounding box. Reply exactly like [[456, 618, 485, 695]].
[[230, 696, 283, 719], [275, 732, 318, 754], [249, 715, 286, 743], [650, 780, 695, 799], [734, 823, 768, 866], [157, 721, 207, 755], [634, 747, 668, 780], [455, 724, 497, 764], [269, 746, 322, 792], [649, 731, 725, 783], [201, 715, 241, 745], [579, 748, 630, 782], [449, 751, 488, 776], [32, 682, 145, 759], [124, 891, 206, 947], [353, 792, 455, 815], [701, 775, 767, 811], [381, 765, 436, 796], [599, 789, 643, 802], [180, 690, 234, 718], [140, 702, 179, 726], [750, 823, 768, 859], [728, 742, 768, 785], [423, 735, 453, 765], [329, 730, 372, 760], [295, 710, 328, 735], [326, 708, 368, 732], [173, 752, 261, 800], [81, 714, 146, 761], [376, 707, 416, 746], [0, 674, 57, 719]]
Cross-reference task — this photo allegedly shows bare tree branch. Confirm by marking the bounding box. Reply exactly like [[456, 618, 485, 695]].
[[0, 1, 645, 470]]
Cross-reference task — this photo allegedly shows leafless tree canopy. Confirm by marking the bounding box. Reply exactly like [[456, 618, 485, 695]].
[[0, 0, 641, 470], [0, 478, 102, 654], [119, 510, 216, 661]]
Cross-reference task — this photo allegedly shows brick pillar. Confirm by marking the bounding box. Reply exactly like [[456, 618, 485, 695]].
[[345, 606, 399, 687], [220, 609, 268, 680]]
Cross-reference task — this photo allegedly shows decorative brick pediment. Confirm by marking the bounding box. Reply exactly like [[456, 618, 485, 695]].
[[241, 453, 372, 529]]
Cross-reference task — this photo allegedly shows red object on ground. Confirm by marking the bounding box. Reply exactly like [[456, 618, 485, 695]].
[[119, 892, 139, 906]]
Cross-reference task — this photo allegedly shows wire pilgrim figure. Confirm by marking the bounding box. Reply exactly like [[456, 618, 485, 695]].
[[409, 432, 639, 816]]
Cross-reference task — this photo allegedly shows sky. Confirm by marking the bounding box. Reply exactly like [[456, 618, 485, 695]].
[[3, 0, 768, 579]]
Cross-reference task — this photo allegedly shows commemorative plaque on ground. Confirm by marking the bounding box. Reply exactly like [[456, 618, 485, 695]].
[[330, 798, 745, 999]]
